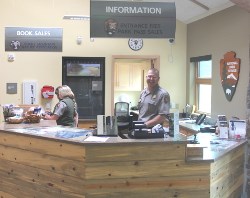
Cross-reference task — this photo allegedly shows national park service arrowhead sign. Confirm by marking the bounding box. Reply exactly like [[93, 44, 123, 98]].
[[220, 51, 240, 101]]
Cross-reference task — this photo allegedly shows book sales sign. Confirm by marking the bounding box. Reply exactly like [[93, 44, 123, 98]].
[[5, 27, 63, 52], [90, 0, 176, 38]]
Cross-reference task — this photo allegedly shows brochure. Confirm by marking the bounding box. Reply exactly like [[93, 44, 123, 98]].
[[229, 120, 246, 139]]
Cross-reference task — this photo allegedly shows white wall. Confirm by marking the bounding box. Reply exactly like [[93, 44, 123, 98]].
[[0, 0, 187, 121]]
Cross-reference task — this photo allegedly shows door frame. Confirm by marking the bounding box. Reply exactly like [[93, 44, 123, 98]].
[[111, 55, 160, 114]]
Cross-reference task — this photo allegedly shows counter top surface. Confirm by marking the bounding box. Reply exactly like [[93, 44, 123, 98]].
[[0, 120, 247, 163], [179, 120, 247, 162], [185, 133, 246, 162], [0, 120, 187, 144]]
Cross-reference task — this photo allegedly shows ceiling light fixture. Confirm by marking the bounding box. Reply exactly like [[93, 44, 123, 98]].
[[63, 15, 90, 20]]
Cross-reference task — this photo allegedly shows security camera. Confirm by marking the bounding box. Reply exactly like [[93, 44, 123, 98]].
[[168, 38, 175, 44]]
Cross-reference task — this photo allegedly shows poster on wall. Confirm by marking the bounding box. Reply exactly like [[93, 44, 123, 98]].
[[220, 51, 240, 101], [90, 0, 176, 38], [23, 81, 38, 105], [5, 27, 63, 52]]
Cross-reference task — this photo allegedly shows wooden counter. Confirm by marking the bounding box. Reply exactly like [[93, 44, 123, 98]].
[[0, 121, 247, 198]]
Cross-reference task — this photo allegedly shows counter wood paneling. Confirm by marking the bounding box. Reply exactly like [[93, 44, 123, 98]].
[[0, 121, 246, 198]]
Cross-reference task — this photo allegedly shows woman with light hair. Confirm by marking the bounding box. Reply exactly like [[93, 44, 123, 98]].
[[45, 85, 78, 127]]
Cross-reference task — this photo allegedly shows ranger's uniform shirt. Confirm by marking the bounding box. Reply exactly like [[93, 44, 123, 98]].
[[53, 101, 66, 116], [53, 97, 75, 127], [138, 85, 170, 123]]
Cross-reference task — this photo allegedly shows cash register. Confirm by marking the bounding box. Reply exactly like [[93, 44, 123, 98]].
[[128, 120, 174, 139]]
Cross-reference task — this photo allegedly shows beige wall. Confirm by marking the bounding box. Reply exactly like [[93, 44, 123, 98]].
[[0, 0, 187, 121], [187, 6, 250, 119]]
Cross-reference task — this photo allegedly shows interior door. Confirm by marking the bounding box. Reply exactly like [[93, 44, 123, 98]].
[[111, 55, 160, 115]]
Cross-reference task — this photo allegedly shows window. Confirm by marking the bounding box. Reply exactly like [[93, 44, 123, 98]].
[[190, 55, 212, 114]]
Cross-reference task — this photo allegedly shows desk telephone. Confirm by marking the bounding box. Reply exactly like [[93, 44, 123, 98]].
[[195, 114, 206, 125], [130, 106, 139, 110]]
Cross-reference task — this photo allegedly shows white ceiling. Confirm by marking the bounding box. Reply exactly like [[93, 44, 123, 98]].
[[128, 0, 250, 24], [175, 0, 235, 24], [74, 0, 249, 24], [150, 0, 235, 24]]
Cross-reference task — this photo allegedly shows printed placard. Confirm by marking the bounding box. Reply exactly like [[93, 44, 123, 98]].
[[229, 120, 246, 139], [5, 27, 63, 52], [90, 1, 176, 38]]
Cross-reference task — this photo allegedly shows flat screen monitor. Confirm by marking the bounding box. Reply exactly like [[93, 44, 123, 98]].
[[66, 63, 101, 77]]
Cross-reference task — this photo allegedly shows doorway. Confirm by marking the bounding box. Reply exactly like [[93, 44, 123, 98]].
[[111, 55, 160, 113]]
